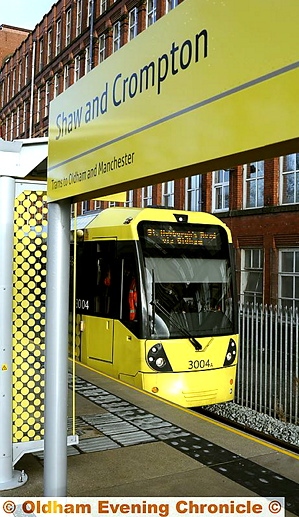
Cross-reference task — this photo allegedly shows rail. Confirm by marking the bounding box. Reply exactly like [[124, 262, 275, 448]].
[[236, 303, 299, 425]]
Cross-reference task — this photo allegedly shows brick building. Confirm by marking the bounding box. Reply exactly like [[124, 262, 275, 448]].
[[0, 24, 29, 66], [0, 0, 298, 308]]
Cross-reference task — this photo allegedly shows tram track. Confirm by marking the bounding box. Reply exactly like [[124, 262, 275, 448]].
[[194, 404, 299, 456]]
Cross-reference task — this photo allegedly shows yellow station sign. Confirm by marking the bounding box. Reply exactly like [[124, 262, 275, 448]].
[[48, 0, 299, 202]]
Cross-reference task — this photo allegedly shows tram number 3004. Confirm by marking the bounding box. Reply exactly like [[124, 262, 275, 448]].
[[76, 298, 89, 310], [188, 359, 213, 370]]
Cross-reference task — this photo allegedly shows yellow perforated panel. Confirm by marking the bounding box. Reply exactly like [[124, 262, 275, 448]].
[[12, 190, 48, 442]]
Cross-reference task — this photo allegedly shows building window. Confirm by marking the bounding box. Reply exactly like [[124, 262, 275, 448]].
[[98, 34, 105, 63], [142, 186, 153, 207], [10, 113, 14, 140], [244, 161, 264, 208], [147, 0, 157, 27], [24, 54, 29, 83], [85, 46, 90, 74], [185, 175, 202, 211], [18, 61, 22, 91], [16, 106, 20, 137], [113, 22, 121, 52], [6, 73, 10, 103], [241, 249, 264, 305], [80, 201, 88, 214], [100, 0, 107, 15], [162, 180, 174, 207], [213, 169, 229, 212], [76, 0, 82, 36], [36, 88, 41, 122], [39, 38, 44, 71], [166, 0, 179, 12], [54, 73, 59, 98], [124, 190, 134, 207], [128, 8, 138, 40], [55, 19, 61, 55], [279, 249, 299, 310], [74, 55, 80, 82], [47, 29, 52, 63], [63, 65, 69, 91], [280, 153, 299, 205], [45, 81, 50, 117], [87, 0, 93, 26], [23, 101, 27, 134], [93, 199, 101, 210], [0, 81, 4, 108], [66, 8, 72, 46], [12, 68, 16, 96]]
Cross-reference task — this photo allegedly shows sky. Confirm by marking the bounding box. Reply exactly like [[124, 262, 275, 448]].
[[1, 0, 55, 30]]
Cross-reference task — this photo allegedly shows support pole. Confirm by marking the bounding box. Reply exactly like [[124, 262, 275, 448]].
[[44, 199, 71, 496], [0, 176, 27, 489]]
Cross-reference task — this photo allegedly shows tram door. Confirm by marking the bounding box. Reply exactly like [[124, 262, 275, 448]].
[[81, 315, 113, 363], [75, 239, 117, 364]]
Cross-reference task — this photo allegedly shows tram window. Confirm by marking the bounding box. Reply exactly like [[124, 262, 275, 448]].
[[74, 240, 119, 317], [119, 255, 140, 330]]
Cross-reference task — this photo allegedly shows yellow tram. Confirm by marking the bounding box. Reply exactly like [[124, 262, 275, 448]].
[[71, 207, 238, 407]]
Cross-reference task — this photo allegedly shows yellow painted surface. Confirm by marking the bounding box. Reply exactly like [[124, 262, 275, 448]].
[[48, 0, 299, 201]]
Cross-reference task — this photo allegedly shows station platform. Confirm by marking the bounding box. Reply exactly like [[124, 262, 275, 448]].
[[2, 362, 299, 516]]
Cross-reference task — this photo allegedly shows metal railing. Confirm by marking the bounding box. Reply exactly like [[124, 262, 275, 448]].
[[236, 303, 299, 425]]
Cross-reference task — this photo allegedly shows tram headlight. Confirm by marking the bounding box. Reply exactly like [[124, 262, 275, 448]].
[[156, 357, 166, 368], [147, 343, 173, 372], [223, 338, 237, 367]]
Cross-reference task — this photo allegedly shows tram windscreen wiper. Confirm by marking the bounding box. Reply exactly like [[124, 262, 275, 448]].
[[151, 299, 202, 351]]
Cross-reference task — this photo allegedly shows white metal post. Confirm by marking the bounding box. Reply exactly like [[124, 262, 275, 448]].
[[0, 175, 27, 489], [44, 199, 71, 496]]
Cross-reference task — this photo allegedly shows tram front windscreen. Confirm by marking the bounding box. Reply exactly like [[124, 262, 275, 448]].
[[138, 221, 236, 338]]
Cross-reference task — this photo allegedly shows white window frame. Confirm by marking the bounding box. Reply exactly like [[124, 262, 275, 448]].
[[212, 169, 229, 213], [23, 101, 27, 134], [24, 54, 28, 83], [55, 19, 61, 56], [124, 190, 134, 207], [162, 180, 174, 207], [45, 81, 50, 117], [36, 87, 41, 122], [18, 61, 22, 91], [147, 0, 157, 27], [76, 0, 82, 37], [280, 153, 299, 205], [16, 106, 20, 137], [166, 0, 179, 13], [243, 161, 264, 209], [100, 0, 107, 15], [128, 8, 138, 41], [53, 73, 59, 98], [141, 186, 153, 207], [63, 65, 69, 91], [98, 34, 105, 63], [47, 29, 52, 63], [39, 38, 44, 71], [185, 175, 202, 211], [85, 46, 90, 74], [6, 73, 10, 103], [240, 248, 264, 305], [74, 55, 80, 82], [278, 248, 299, 310], [12, 68, 16, 96], [113, 22, 121, 52], [66, 8, 72, 46]]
